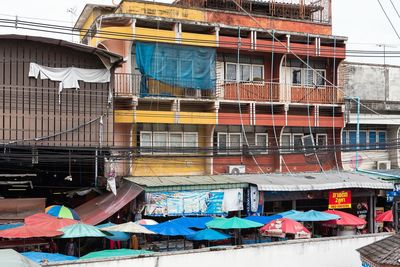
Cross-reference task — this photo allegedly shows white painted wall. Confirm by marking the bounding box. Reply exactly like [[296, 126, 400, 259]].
[[48, 234, 390, 267], [342, 150, 390, 171]]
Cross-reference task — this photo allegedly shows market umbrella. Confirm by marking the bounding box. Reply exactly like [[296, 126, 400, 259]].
[[245, 215, 282, 225], [286, 210, 341, 222], [100, 221, 155, 235], [25, 213, 78, 231], [0, 224, 62, 238], [0, 223, 23, 231], [96, 222, 131, 241], [278, 210, 302, 217], [45, 205, 80, 220], [376, 210, 393, 222], [260, 218, 311, 239], [80, 249, 153, 260], [0, 249, 40, 267], [186, 229, 231, 241], [171, 217, 213, 229], [21, 252, 77, 264], [323, 210, 367, 226], [206, 217, 263, 229], [135, 219, 158, 225]]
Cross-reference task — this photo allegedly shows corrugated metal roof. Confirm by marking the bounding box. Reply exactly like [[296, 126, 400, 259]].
[[124, 175, 248, 192], [229, 172, 394, 191], [357, 234, 400, 266]]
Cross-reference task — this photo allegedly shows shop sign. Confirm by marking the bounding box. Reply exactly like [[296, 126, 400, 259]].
[[328, 190, 352, 209]]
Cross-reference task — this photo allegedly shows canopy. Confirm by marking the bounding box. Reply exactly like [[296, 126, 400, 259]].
[[25, 213, 77, 231], [21, 252, 77, 264], [45, 205, 80, 220], [145, 221, 196, 236], [285, 210, 341, 222], [187, 229, 231, 241], [170, 217, 213, 229], [80, 249, 153, 260], [0, 223, 23, 231], [100, 221, 155, 235], [260, 218, 311, 239], [95, 223, 131, 241], [278, 210, 302, 217], [0, 224, 62, 238], [60, 223, 107, 238], [75, 182, 142, 225], [323, 210, 367, 226], [245, 215, 282, 225], [136, 219, 158, 225], [376, 210, 393, 222], [206, 217, 263, 229], [0, 249, 40, 267]]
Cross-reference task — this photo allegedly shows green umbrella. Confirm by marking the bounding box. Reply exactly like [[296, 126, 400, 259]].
[[206, 217, 263, 229], [60, 223, 107, 238], [80, 249, 154, 260]]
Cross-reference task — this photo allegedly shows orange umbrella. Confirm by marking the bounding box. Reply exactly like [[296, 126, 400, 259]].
[[25, 213, 78, 230], [323, 210, 366, 226], [0, 224, 62, 238], [260, 218, 311, 239], [376, 210, 393, 222]]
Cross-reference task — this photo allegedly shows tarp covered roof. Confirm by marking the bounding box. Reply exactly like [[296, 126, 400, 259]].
[[231, 172, 393, 191]]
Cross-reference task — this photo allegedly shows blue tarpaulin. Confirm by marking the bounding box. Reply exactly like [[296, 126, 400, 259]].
[[245, 215, 282, 225], [21, 252, 77, 263], [145, 221, 196, 236], [135, 42, 216, 95], [170, 217, 213, 229]]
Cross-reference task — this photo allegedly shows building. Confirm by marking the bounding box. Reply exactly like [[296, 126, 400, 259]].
[[357, 234, 400, 267], [0, 35, 122, 204]]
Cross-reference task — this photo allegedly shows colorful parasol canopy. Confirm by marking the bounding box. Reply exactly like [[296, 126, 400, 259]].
[[376, 210, 393, 222], [245, 215, 283, 225], [96, 223, 131, 241], [60, 223, 107, 238], [145, 221, 196, 236], [100, 221, 155, 235], [135, 219, 158, 225], [260, 218, 311, 239], [0, 223, 23, 231], [278, 210, 302, 217], [186, 229, 231, 241], [21, 252, 77, 264], [206, 217, 263, 230], [0, 249, 40, 267], [0, 224, 62, 239], [285, 210, 341, 222], [45, 205, 80, 220], [323, 210, 367, 226], [170, 217, 213, 229], [25, 213, 78, 231], [80, 249, 153, 260]]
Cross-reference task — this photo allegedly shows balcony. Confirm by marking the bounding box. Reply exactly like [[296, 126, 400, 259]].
[[114, 73, 344, 104]]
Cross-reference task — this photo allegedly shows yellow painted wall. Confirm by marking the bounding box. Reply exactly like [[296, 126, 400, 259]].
[[80, 12, 95, 38], [179, 112, 217, 125], [181, 32, 216, 47], [131, 157, 206, 176], [136, 110, 175, 124], [135, 27, 176, 44], [119, 1, 205, 22]]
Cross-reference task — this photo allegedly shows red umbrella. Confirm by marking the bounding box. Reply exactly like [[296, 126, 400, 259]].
[[376, 210, 393, 222], [25, 213, 78, 231], [324, 210, 366, 226], [0, 224, 62, 238], [260, 218, 311, 239]]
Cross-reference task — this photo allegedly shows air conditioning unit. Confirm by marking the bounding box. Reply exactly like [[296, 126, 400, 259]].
[[377, 160, 391, 170], [185, 88, 201, 98], [228, 165, 246, 175]]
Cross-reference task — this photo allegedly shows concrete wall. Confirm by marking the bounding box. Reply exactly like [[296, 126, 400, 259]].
[[49, 234, 390, 267]]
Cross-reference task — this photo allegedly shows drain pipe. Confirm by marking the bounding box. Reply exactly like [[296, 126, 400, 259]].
[[344, 96, 360, 170]]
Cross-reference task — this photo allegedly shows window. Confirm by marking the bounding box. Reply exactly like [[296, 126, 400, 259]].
[[226, 63, 237, 81], [359, 131, 367, 150], [349, 131, 357, 146], [290, 68, 326, 87], [153, 132, 168, 153], [226, 63, 264, 82], [316, 70, 326, 86], [229, 133, 242, 154], [316, 134, 328, 150], [240, 64, 251, 82], [342, 131, 347, 150], [218, 133, 228, 154], [255, 133, 268, 154], [140, 131, 198, 155], [184, 132, 198, 151], [305, 69, 314, 86], [292, 69, 302, 85], [169, 132, 183, 153], [369, 131, 377, 149], [140, 132, 152, 154], [252, 65, 264, 81], [378, 131, 386, 149], [302, 134, 315, 154], [281, 133, 292, 153], [293, 134, 304, 152]]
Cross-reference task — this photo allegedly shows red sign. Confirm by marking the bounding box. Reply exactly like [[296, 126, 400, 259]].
[[328, 190, 352, 209]]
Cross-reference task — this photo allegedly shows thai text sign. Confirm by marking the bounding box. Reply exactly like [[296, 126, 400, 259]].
[[328, 190, 352, 209]]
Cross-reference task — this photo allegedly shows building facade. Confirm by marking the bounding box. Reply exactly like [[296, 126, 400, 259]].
[[75, 0, 347, 178]]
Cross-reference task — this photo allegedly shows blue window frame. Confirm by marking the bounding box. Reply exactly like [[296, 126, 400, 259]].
[[359, 131, 367, 150], [369, 131, 376, 149], [378, 132, 386, 149], [349, 131, 357, 146], [342, 131, 347, 150]]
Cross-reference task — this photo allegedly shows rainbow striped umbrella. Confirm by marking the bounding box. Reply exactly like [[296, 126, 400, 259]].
[[45, 205, 80, 220]]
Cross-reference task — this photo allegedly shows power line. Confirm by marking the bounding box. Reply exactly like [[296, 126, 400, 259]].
[[377, 0, 400, 40]]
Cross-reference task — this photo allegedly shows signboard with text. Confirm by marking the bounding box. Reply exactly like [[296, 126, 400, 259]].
[[328, 190, 352, 209]]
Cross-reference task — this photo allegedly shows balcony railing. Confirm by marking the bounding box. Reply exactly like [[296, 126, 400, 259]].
[[114, 73, 343, 104]]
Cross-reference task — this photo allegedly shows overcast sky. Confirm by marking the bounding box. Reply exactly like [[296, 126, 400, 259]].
[[1, 0, 400, 64]]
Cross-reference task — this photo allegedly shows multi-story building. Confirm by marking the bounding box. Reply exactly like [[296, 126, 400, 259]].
[[75, 0, 347, 178]]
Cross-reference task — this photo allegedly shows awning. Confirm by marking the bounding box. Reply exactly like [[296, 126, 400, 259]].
[[75, 181, 142, 225], [124, 175, 248, 192], [0, 198, 46, 224], [229, 172, 393, 191]]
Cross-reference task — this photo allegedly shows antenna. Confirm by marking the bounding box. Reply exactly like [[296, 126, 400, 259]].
[[66, 7, 77, 42]]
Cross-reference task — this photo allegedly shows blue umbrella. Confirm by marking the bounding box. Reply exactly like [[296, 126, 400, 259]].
[[21, 252, 77, 263], [285, 210, 341, 222], [170, 217, 213, 229], [145, 221, 196, 236], [96, 222, 131, 241], [278, 210, 302, 217], [245, 215, 282, 225], [187, 229, 231, 241], [0, 223, 23, 231]]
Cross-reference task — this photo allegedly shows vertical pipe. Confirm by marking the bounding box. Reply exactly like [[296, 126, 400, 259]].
[[95, 149, 98, 187], [355, 96, 360, 170]]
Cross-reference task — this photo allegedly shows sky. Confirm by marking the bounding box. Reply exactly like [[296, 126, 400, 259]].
[[1, 0, 400, 65]]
